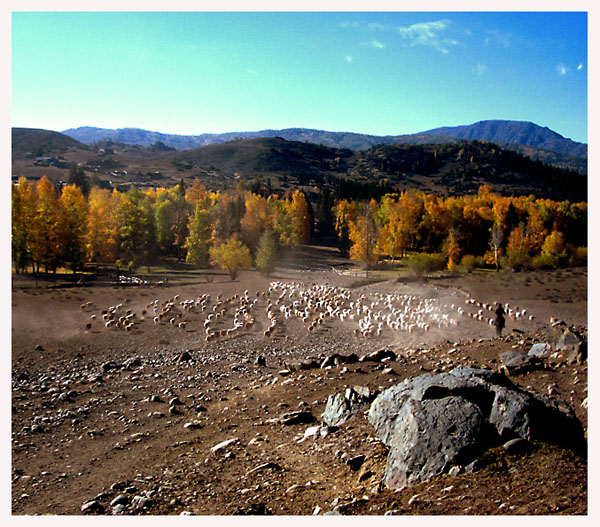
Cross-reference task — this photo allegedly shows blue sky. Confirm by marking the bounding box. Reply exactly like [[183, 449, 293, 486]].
[[11, 9, 589, 143]]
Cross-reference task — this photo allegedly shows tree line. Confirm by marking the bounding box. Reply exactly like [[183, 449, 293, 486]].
[[332, 185, 587, 272], [12, 176, 586, 278], [11, 176, 311, 279]]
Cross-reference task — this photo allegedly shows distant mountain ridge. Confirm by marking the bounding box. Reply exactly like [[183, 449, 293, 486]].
[[12, 128, 587, 202], [61, 120, 587, 174]]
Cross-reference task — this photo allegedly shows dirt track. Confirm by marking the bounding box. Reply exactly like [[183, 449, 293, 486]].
[[11, 247, 588, 515]]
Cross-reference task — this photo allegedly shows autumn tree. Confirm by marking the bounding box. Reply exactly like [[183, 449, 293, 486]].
[[32, 176, 62, 273], [209, 235, 253, 280], [185, 203, 212, 268], [255, 228, 279, 277], [11, 177, 36, 274], [116, 187, 155, 269], [85, 188, 120, 263], [333, 199, 357, 256], [240, 193, 271, 252], [58, 184, 88, 274], [286, 190, 312, 246], [541, 230, 568, 268], [348, 200, 380, 273]]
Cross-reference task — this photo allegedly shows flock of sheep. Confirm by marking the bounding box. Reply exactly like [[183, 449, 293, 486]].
[[81, 280, 534, 343]]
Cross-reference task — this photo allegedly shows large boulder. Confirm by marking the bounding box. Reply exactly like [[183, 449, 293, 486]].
[[367, 367, 585, 490]]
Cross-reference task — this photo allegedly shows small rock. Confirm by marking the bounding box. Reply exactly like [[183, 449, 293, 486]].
[[211, 438, 239, 453], [176, 351, 193, 362], [112, 504, 128, 515], [110, 494, 129, 507], [503, 438, 533, 455], [81, 500, 104, 514], [346, 454, 366, 471]]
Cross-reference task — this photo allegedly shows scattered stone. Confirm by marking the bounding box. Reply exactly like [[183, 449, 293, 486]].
[[176, 351, 193, 362], [499, 350, 542, 375], [528, 343, 551, 358], [233, 503, 272, 515], [124, 357, 142, 369], [255, 355, 267, 367], [503, 437, 533, 455], [247, 461, 283, 475], [280, 409, 316, 426], [101, 361, 119, 372], [183, 421, 203, 430], [34, 344, 44, 351], [211, 438, 239, 453], [81, 500, 104, 514], [360, 349, 396, 363], [110, 494, 129, 507], [346, 454, 366, 471], [131, 495, 151, 510], [322, 385, 375, 427], [112, 504, 128, 515]]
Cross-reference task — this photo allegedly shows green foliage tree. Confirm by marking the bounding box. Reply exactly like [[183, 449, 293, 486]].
[[255, 228, 279, 277], [185, 203, 211, 268]]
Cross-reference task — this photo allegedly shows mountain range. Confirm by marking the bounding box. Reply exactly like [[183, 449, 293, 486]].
[[12, 121, 587, 203], [62, 120, 586, 173]]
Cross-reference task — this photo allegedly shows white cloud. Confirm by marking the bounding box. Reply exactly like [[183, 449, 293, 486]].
[[472, 63, 487, 76], [365, 39, 386, 49], [577, 63, 584, 71], [557, 63, 568, 76], [344, 54, 353, 63], [395, 20, 456, 54]]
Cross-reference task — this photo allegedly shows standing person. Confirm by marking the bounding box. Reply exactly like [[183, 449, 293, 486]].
[[493, 302, 506, 336]]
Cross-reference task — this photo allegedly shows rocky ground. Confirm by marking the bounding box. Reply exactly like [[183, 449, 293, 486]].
[[11, 247, 588, 516]]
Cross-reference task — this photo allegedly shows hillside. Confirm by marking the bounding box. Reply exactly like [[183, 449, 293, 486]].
[[12, 128, 89, 158], [61, 120, 587, 174], [12, 129, 587, 202]]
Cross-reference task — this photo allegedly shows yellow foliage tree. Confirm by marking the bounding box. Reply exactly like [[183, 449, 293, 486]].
[[209, 235, 253, 280]]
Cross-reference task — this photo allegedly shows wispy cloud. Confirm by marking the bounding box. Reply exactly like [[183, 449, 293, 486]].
[[364, 39, 386, 49], [472, 63, 487, 76], [557, 63, 568, 76], [344, 53, 353, 63], [394, 20, 456, 54], [484, 30, 512, 49]]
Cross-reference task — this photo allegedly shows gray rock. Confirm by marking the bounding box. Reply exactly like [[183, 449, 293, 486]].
[[557, 329, 581, 350], [528, 343, 551, 358], [280, 410, 316, 426], [503, 437, 533, 455], [368, 367, 586, 490], [499, 350, 542, 375], [322, 385, 374, 427], [360, 349, 396, 363], [382, 396, 486, 489], [110, 494, 129, 507], [112, 504, 128, 515], [81, 500, 104, 514], [131, 495, 151, 510]]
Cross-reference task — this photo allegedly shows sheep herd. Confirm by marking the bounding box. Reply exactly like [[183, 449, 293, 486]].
[[80, 279, 537, 345]]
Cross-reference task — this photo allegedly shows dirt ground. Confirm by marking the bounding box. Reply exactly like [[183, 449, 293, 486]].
[[10, 246, 588, 516]]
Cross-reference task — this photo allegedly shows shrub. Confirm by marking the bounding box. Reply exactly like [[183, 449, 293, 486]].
[[406, 253, 446, 278], [569, 246, 587, 267], [460, 254, 479, 273]]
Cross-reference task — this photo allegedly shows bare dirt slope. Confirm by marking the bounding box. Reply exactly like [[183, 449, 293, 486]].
[[11, 247, 588, 515]]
